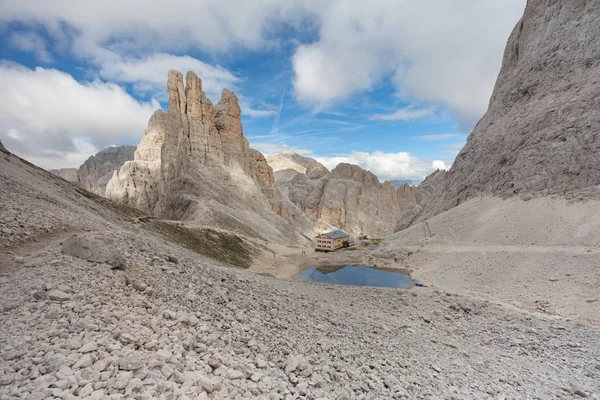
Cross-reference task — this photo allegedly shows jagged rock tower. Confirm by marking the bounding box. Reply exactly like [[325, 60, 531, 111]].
[[106, 71, 291, 241], [401, 0, 600, 227]]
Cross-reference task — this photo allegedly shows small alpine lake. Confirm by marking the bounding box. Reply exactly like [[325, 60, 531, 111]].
[[299, 265, 413, 289]]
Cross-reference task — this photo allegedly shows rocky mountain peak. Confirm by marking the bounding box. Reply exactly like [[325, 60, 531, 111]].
[[106, 70, 293, 243], [269, 153, 437, 237]]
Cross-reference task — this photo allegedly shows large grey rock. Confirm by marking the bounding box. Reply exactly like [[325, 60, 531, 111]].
[[401, 0, 600, 228], [47, 289, 71, 302], [61, 235, 126, 268]]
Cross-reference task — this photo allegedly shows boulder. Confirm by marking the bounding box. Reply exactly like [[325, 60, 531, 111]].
[[61, 235, 126, 268]]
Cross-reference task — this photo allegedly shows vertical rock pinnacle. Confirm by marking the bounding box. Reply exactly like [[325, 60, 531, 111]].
[[185, 71, 202, 119], [167, 70, 186, 114]]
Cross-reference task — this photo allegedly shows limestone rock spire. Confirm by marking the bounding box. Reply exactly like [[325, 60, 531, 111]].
[[167, 70, 186, 114], [185, 71, 202, 119], [215, 88, 246, 165]]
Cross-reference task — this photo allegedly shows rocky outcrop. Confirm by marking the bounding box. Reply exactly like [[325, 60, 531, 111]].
[[402, 0, 600, 228], [78, 146, 136, 195], [271, 154, 439, 237], [106, 70, 294, 243], [49, 168, 79, 184], [0, 139, 5, 151]]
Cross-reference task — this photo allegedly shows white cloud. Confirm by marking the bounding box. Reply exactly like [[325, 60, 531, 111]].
[[97, 53, 240, 102], [291, 0, 526, 130], [370, 106, 434, 121], [8, 32, 53, 63], [0, 63, 156, 169], [414, 133, 462, 141], [314, 150, 451, 182], [432, 160, 448, 170], [0, 0, 294, 54]]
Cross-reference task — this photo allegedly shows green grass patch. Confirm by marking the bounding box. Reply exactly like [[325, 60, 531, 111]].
[[71, 186, 252, 268], [141, 219, 252, 269]]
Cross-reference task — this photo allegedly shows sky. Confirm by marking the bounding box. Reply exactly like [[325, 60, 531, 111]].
[[0, 0, 526, 182]]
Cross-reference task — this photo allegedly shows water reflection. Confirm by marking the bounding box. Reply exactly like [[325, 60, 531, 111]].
[[299, 266, 413, 289]]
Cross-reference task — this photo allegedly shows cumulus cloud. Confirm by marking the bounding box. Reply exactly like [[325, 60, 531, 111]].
[[314, 151, 451, 182], [292, 0, 525, 130], [0, 63, 156, 169], [370, 106, 434, 121], [0, 0, 293, 54]]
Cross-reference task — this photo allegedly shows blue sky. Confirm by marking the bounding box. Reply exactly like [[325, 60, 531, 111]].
[[0, 0, 525, 181]]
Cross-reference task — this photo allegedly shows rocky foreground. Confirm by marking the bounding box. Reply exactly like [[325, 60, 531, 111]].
[[1, 228, 600, 400]]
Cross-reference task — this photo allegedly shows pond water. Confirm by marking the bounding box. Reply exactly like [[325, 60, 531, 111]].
[[299, 266, 413, 289]]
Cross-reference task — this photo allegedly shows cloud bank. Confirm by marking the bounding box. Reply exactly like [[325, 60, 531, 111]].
[[0, 63, 156, 169], [315, 151, 450, 182]]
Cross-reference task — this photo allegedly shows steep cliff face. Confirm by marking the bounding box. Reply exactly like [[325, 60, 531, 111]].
[[78, 146, 136, 195], [403, 0, 600, 227], [106, 70, 293, 243], [270, 153, 437, 237]]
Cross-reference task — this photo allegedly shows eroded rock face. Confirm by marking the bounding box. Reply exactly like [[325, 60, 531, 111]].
[[404, 0, 600, 227], [106, 70, 293, 243], [78, 146, 136, 195], [271, 153, 439, 237], [61, 235, 126, 269]]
